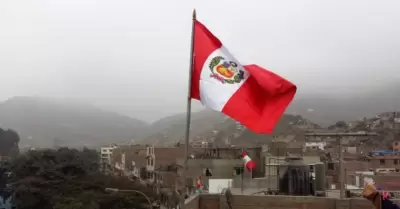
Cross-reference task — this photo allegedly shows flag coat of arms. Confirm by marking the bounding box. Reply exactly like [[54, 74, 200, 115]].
[[190, 20, 297, 134]]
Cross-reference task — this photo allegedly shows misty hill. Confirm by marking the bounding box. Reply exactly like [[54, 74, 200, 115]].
[[141, 109, 318, 146], [201, 113, 318, 147], [0, 97, 148, 148], [142, 83, 399, 145], [141, 109, 229, 145], [2, 82, 397, 148], [287, 83, 400, 126]]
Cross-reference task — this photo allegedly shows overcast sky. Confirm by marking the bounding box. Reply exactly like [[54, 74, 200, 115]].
[[1, 0, 399, 122]]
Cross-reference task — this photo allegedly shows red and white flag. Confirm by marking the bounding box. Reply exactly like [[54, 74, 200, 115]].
[[190, 20, 297, 134], [242, 151, 256, 172], [196, 176, 202, 189]]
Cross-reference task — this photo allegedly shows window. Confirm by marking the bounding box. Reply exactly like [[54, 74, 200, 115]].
[[380, 159, 385, 165], [309, 165, 314, 173], [328, 163, 334, 170], [233, 167, 244, 176], [395, 159, 399, 165]]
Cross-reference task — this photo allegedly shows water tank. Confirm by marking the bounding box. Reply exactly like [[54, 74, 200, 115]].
[[314, 162, 326, 196], [278, 156, 312, 196]]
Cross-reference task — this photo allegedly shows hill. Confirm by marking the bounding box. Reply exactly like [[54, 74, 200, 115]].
[[141, 109, 229, 145], [2, 83, 398, 148], [226, 114, 318, 146], [0, 97, 149, 148], [140, 109, 318, 146], [141, 83, 400, 146], [288, 83, 400, 126]]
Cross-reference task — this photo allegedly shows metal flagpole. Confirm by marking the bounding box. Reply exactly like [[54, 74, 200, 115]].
[[180, 9, 196, 209], [240, 167, 244, 194]]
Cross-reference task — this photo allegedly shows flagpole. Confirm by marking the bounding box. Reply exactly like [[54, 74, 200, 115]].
[[180, 9, 196, 209]]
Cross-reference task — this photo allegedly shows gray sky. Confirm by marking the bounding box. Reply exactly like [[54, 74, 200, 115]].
[[1, 0, 399, 122]]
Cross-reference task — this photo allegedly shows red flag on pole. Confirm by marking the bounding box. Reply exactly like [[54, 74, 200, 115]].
[[190, 20, 297, 134], [241, 151, 256, 172]]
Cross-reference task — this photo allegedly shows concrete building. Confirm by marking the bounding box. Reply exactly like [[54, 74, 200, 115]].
[[177, 158, 243, 178], [100, 144, 117, 174], [183, 193, 400, 209], [348, 171, 374, 189], [346, 147, 358, 155], [201, 146, 263, 177], [111, 145, 147, 177], [393, 141, 400, 152], [175, 156, 277, 194], [176, 158, 243, 191], [374, 173, 400, 190], [369, 155, 400, 171], [144, 144, 205, 187], [146, 145, 184, 181], [367, 150, 400, 171], [348, 171, 400, 190], [144, 144, 263, 187], [263, 155, 321, 190], [305, 142, 326, 150], [264, 134, 304, 157]]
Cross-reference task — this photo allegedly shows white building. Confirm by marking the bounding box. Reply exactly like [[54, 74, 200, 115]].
[[146, 146, 155, 180], [100, 144, 117, 174], [305, 142, 326, 150], [354, 171, 374, 188]]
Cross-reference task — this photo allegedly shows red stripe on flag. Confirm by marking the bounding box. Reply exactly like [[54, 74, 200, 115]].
[[190, 20, 297, 134], [191, 20, 222, 100], [222, 64, 296, 133]]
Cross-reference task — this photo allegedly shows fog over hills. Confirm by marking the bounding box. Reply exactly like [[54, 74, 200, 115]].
[[288, 83, 400, 126], [0, 97, 148, 148], [0, 83, 398, 148], [142, 84, 399, 144]]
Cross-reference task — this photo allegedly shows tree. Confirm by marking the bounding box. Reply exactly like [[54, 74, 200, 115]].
[[0, 128, 20, 158], [6, 148, 157, 209]]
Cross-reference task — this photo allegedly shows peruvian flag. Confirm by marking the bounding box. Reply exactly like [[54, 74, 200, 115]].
[[242, 151, 256, 172], [190, 20, 297, 134], [196, 176, 202, 189]]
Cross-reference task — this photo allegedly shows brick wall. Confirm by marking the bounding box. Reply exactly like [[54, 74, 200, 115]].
[[193, 194, 400, 209], [232, 176, 278, 190], [375, 174, 400, 190], [200, 194, 220, 209], [185, 194, 200, 209]]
